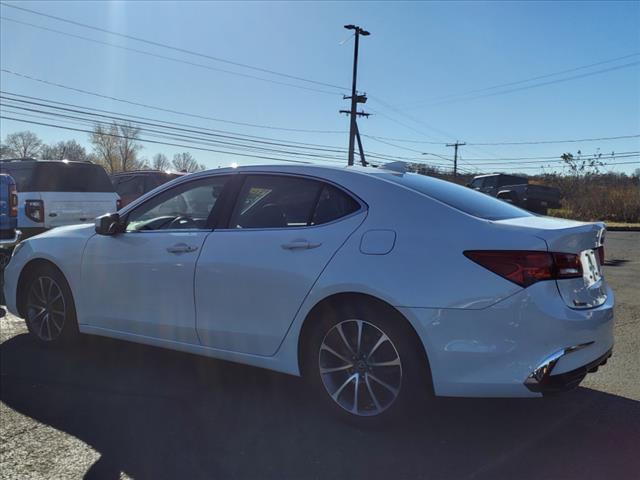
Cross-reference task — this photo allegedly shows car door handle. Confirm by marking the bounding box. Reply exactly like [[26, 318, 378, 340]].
[[166, 243, 199, 254], [281, 240, 322, 250]]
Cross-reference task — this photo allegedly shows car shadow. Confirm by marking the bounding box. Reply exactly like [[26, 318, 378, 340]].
[[604, 259, 630, 267], [1, 333, 639, 480]]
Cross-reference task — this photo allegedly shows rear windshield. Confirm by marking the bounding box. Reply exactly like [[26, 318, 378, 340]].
[[379, 172, 532, 220], [1, 162, 114, 192]]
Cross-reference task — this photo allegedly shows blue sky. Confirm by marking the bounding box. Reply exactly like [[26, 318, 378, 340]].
[[1, 0, 639, 174]]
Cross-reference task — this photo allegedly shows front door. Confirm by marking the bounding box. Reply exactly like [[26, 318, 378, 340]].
[[80, 175, 230, 343], [195, 174, 366, 355]]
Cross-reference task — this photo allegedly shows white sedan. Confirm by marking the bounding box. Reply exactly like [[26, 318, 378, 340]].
[[3, 164, 614, 424]]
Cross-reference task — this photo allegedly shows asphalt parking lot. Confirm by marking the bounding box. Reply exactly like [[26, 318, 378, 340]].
[[1, 232, 639, 480]]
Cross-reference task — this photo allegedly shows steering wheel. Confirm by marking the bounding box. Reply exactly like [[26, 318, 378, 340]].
[[167, 215, 197, 229]]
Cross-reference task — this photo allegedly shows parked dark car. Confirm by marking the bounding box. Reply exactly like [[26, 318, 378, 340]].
[[111, 170, 184, 208], [468, 174, 561, 214], [0, 173, 21, 268]]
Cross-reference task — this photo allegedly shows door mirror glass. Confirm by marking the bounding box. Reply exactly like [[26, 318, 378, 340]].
[[95, 213, 123, 236]]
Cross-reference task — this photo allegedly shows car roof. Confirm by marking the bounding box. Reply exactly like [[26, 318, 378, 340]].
[[189, 163, 390, 178], [473, 173, 527, 179], [110, 170, 184, 177], [0, 159, 98, 166]]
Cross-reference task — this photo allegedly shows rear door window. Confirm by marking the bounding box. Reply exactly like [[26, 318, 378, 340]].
[[229, 175, 361, 229], [312, 184, 360, 225], [230, 175, 322, 228]]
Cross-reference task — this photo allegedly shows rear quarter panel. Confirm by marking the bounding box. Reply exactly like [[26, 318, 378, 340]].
[[272, 172, 546, 372]]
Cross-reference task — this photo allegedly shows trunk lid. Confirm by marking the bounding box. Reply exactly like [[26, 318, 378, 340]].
[[493, 216, 607, 309]]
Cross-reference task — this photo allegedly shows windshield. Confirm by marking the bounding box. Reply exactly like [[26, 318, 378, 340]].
[[379, 172, 532, 220]]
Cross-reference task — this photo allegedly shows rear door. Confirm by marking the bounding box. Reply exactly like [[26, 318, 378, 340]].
[[194, 174, 366, 355]]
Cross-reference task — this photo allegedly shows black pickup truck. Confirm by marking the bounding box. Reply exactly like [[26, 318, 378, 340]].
[[468, 174, 561, 215]]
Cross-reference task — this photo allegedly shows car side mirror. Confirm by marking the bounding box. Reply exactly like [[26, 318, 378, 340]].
[[95, 213, 124, 236]]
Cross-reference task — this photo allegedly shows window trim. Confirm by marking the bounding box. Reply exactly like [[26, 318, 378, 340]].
[[121, 174, 233, 234], [216, 172, 366, 232]]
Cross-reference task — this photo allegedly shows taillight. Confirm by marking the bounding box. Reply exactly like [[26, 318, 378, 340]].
[[116, 198, 122, 210], [552, 252, 582, 280], [25, 199, 44, 223], [596, 246, 605, 265], [9, 184, 18, 217], [464, 250, 583, 287]]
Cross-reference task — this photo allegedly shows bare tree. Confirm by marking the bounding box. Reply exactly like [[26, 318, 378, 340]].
[[40, 140, 88, 162], [152, 153, 171, 171], [90, 122, 144, 173], [118, 123, 143, 172], [561, 150, 606, 177], [0, 143, 10, 159], [90, 124, 120, 173], [3, 131, 42, 158], [172, 152, 205, 173]]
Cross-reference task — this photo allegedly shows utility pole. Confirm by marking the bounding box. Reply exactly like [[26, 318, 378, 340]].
[[342, 24, 370, 166], [446, 141, 465, 177]]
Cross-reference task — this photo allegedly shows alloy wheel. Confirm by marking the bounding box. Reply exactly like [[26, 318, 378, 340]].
[[26, 276, 66, 342], [318, 319, 403, 417]]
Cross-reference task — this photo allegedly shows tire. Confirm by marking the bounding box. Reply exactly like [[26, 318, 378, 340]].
[[23, 264, 79, 346], [303, 302, 432, 427]]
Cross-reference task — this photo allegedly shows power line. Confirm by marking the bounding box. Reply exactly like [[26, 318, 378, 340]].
[[0, 94, 348, 154], [395, 52, 640, 109], [423, 61, 640, 108], [0, 114, 458, 170], [468, 135, 640, 146], [0, 95, 433, 164], [362, 133, 640, 146], [0, 93, 432, 164], [0, 16, 341, 96], [0, 90, 348, 149], [0, 115, 338, 165], [0, 2, 348, 92], [0, 105, 350, 161], [482, 160, 640, 171], [4, 102, 636, 168], [0, 69, 346, 134]]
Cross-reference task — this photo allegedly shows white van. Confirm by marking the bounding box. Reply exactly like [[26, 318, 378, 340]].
[[0, 160, 119, 239]]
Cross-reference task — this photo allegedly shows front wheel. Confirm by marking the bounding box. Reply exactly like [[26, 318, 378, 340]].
[[304, 304, 431, 425], [23, 264, 79, 345]]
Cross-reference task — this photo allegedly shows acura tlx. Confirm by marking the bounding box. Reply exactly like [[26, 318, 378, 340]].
[[3, 164, 614, 424]]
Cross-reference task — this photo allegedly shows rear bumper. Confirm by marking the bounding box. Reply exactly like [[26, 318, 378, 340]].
[[0, 229, 21, 248], [524, 346, 612, 393], [398, 280, 614, 398]]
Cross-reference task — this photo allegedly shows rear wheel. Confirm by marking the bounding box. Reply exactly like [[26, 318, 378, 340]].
[[304, 303, 431, 426], [23, 264, 79, 345]]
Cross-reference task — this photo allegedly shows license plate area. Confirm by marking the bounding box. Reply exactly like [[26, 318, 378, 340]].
[[580, 249, 602, 287]]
